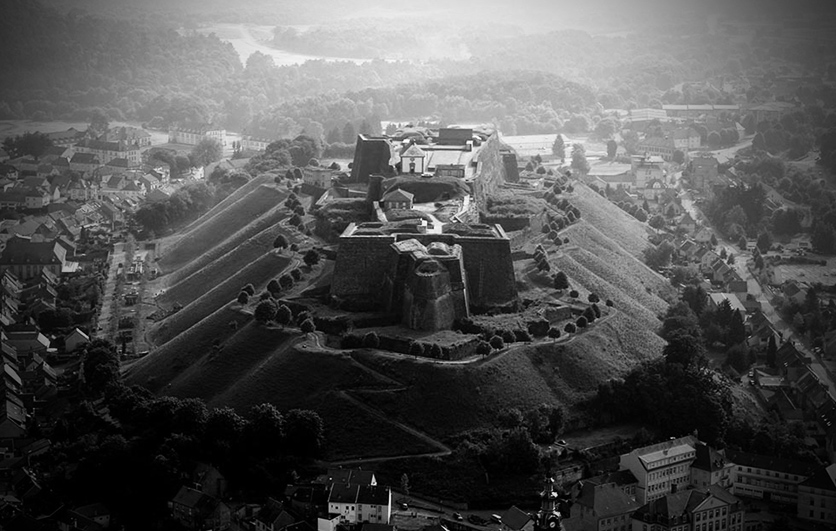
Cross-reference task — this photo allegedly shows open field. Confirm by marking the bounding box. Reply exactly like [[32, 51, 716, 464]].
[[150, 252, 292, 345], [773, 261, 835, 285], [158, 183, 287, 274]]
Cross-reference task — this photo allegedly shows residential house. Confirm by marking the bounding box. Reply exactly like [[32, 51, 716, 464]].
[[382, 189, 414, 210], [619, 435, 698, 504], [321, 469, 377, 486], [170, 486, 230, 531], [303, 168, 337, 189], [671, 127, 701, 151], [168, 125, 226, 146], [145, 188, 171, 203], [725, 449, 817, 505], [103, 126, 152, 148], [501, 506, 534, 531], [0, 363, 25, 439], [73, 138, 141, 167], [69, 153, 100, 174], [691, 442, 734, 490], [585, 470, 640, 500], [689, 156, 718, 193], [565, 482, 639, 531], [255, 498, 297, 531], [193, 462, 227, 500], [693, 227, 713, 244], [327, 483, 390, 524], [636, 138, 675, 161], [796, 463, 836, 525], [677, 213, 697, 234], [45, 128, 85, 147], [630, 485, 744, 531], [138, 173, 161, 193], [631, 155, 665, 189], [707, 293, 746, 314], [727, 271, 748, 294], [642, 179, 668, 202], [0, 237, 66, 280], [64, 328, 89, 354], [24, 190, 50, 209], [587, 162, 635, 190], [782, 281, 807, 305], [241, 135, 275, 152], [0, 190, 26, 209], [747, 318, 780, 351]]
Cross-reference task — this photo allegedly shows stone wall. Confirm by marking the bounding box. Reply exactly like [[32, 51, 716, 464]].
[[330, 234, 397, 302]]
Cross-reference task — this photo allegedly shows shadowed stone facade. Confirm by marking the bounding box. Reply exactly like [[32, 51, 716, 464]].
[[331, 221, 517, 321]]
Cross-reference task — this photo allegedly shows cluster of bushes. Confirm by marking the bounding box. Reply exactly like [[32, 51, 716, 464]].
[[614, 201, 649, 223], [313, 199, 371, 241], [340, 332, 451, 360], [532, 244, 552, 273], [484, 194, 548, 220]]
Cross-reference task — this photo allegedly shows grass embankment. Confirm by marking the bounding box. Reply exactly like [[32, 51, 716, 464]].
[[159, 221, 291, 308], [150, 253, 291, 345], [159, 184, 287, 273], [129, 319, 439, 460], [569, 184, 653, 259]]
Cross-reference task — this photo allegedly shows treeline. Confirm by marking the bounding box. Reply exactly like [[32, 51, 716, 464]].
[[42, 339, 325, 530], [248, 70, 599, 138], [133, 181, 215, 236]]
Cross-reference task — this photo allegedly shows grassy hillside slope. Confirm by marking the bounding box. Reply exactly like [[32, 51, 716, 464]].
[[150, 252, 292, 345], [159, 221, 291, 308], [127, 320, 439, 460], [158, 183, 287, 274], [568, 185, 653, 259], [352, 312, 664, 440]]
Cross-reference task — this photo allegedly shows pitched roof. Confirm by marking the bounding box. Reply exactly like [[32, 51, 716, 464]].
[[172, 486, 220, 513], [401, 144, 427, 158], [356, 485, 389, 506], [692, 442, 728, 473], [328, 482, 358, 504], [502, 506, 532, 531], [576, 483, 640, 518], [324, 468, 376, 485], [70, 153, 99, 164], [725, 449, 818, 477], [382, 189, 414, 202], [257, 498, 296, 527]]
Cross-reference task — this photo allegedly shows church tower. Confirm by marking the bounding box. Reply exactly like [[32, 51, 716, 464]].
[[534, 476, 564, 531]]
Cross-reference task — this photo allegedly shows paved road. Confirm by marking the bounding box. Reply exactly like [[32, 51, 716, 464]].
[[95, 242, 125, 339], [682, 195, 836, 399]]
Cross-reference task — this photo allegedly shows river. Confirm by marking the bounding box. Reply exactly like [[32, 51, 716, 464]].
[[194, 23, 374, 67]]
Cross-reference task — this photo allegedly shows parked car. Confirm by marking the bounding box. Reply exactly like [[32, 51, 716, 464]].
[[491, 515, 502, 524], [400, 503, 408, 510], [453, 513, 463, 521]]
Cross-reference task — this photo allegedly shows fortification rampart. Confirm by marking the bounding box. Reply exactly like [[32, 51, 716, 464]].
[[331, 222, 518, 313]]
